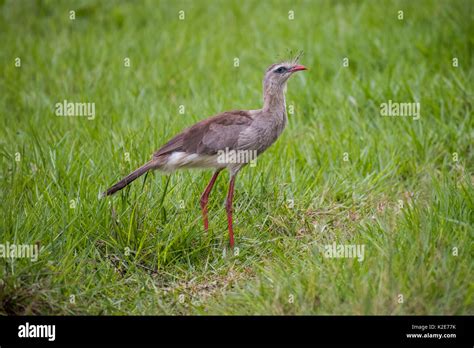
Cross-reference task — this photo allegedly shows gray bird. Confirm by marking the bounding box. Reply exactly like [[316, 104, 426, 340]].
[[104, 58, 307, 247]]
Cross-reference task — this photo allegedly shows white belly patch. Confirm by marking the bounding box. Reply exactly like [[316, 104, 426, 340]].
[[161, 152, 223, 172]]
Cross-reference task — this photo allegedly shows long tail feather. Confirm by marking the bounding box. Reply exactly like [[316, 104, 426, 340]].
[[103, 160, 156, 196]]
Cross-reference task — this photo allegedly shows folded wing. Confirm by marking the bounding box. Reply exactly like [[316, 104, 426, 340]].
[[153, 110, 254, 158]]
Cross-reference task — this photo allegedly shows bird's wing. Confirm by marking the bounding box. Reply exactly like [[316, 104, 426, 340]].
[[153, 110, 255, 158]]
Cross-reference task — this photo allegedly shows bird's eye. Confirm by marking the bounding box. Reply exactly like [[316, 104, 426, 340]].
[[274, 67, 287, 73]]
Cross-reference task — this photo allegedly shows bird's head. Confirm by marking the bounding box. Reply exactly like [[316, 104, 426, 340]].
[[264, 62, 307, 85], [262, 52, 307, 109], [263, 58, 307, 97]]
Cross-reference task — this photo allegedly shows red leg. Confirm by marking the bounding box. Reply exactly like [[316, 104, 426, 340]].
[[200, 170, 221, 231], [225, 175, 236, 248]]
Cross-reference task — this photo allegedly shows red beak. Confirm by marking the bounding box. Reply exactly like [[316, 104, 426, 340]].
[[290, 65, 307, 72]]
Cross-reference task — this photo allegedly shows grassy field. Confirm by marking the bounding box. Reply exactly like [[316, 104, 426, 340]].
[[0, 0, 472, 315]]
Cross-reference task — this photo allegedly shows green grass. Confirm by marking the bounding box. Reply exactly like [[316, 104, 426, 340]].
[[0, 0, 472, 315]]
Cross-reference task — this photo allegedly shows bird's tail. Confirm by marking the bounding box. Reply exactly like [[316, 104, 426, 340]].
[[103, 160, 156, 197]]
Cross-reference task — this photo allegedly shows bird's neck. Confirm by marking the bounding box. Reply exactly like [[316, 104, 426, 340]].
[[263, 84, 287, 114]]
